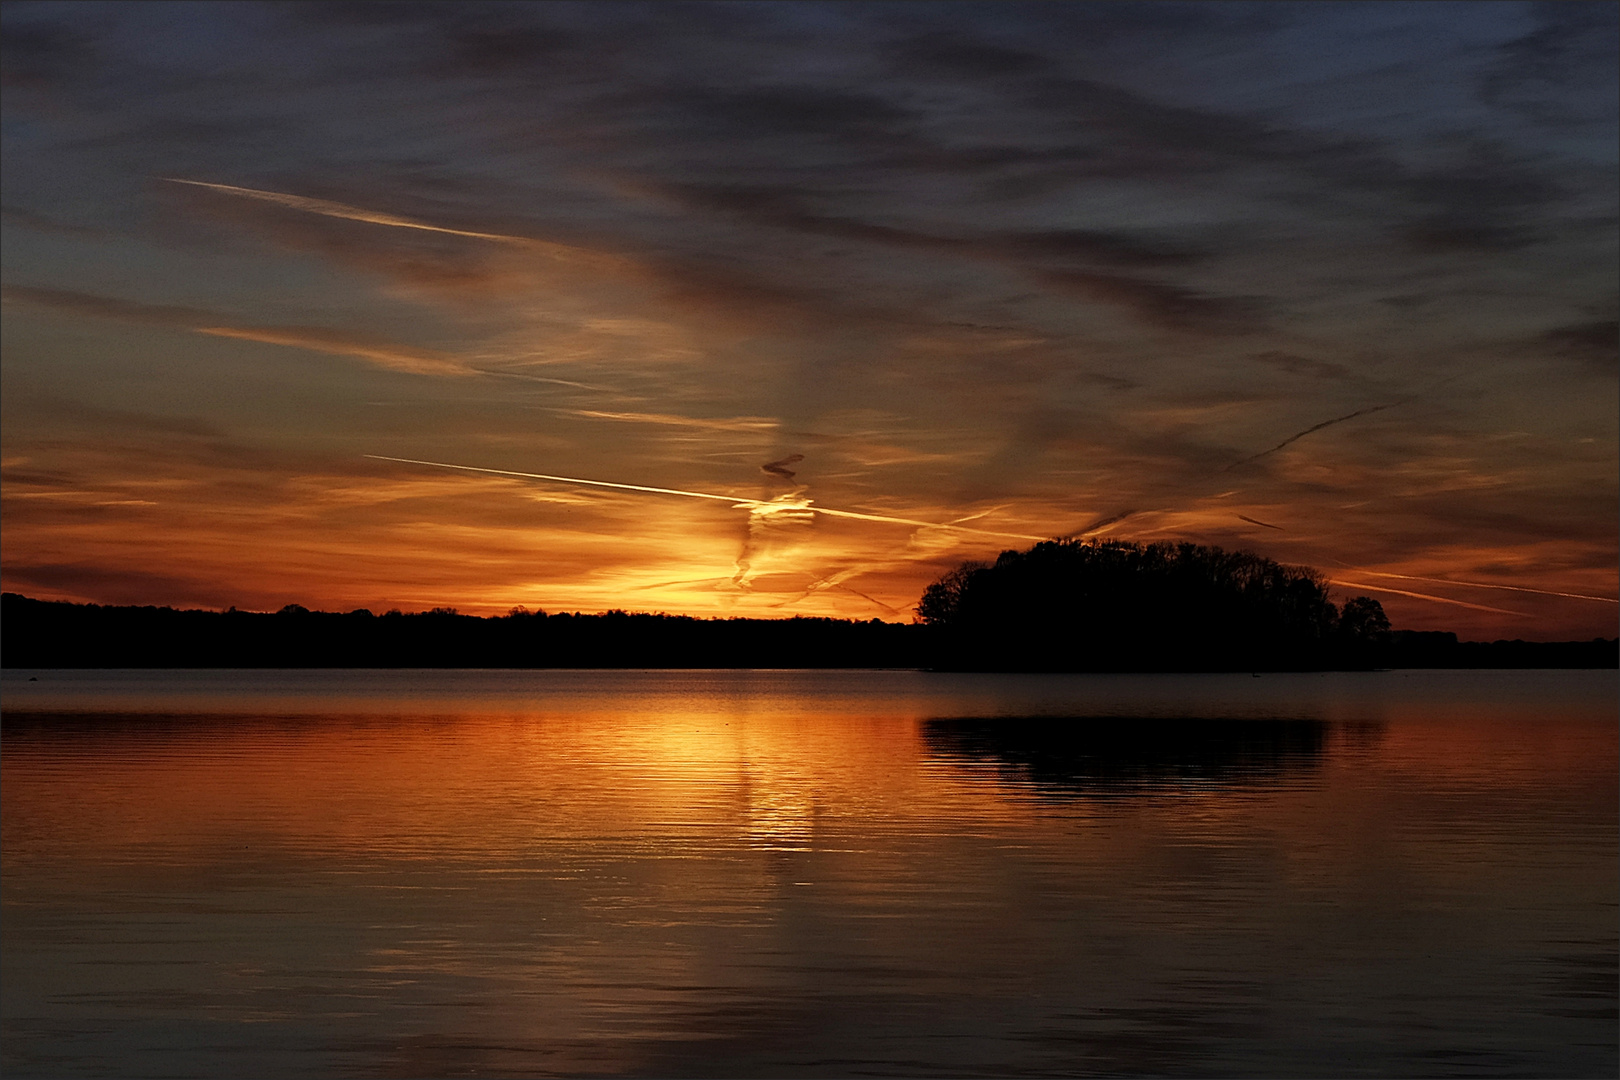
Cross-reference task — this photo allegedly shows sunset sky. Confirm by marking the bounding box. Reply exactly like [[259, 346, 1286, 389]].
[[2, 1, 1615, 637]]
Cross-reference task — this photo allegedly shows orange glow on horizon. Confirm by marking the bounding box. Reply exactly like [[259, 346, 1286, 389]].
[[3, 437, 1613, 638]]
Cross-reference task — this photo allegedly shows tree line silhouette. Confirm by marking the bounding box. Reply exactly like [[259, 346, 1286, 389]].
[[2, 539, 1613, 669], [917, 539, 1382, 670], [0, 595, 923, 668], [918, 538, 1612, 671]]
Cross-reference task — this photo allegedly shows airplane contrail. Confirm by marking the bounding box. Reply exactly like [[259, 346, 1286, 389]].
[[1329, 579, 1523, 616], [1225, 401, 1403, 471], [163, 178, 615, 266], [1224, 372, 1470, 474], [165, 178, 531, 243], [1061, 510, 1135, 540], [365, 455, 1049, 541], [1339, 568, 1617, 604]]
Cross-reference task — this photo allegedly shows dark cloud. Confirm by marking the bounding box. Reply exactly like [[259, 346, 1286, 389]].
[[1034, 269, 1261, 335], [1403, 220, 1527, 253], [993, 229, 1206, 268], [1064, 511, 1136, 540], [658, 182, 1206, 266], [2, 285, 215, 328], [1392, 144, 1564, 252], [0, 13, 93, 88], [638, 253, 882, 328], [886, 32, 1050, 79], [10, 401, 227, 442], [64, 116, 296, 153], [1, 205, 109, 237], [1253, 353, 1351, 381], [661, 84, 911, 143], [1017, 0, 1273, 44], [650, 183, 944, 248], [287, 1, 432, 28], [1036, 74, 1284, 167], [1481, 1, 1620, 121], [441, 22, 576, 74], [2, 285, 468, 375], [0, 403, 342, 487], [761, 454, 804, 482], [650, 182, 1238, 331], [1538, 320, 1619, 367]]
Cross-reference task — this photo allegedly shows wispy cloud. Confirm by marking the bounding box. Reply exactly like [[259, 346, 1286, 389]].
[[565, 410, 779, 433], [4, 285, 470, 376], [3, 284, 212, 327], [193, 325, 467, 376], [163, 178, 619, 270], [646, 181, 1256, 334], [164, 178, 531, 242], [159, 174, 625, 276], [761, 453, 804, 481], [481, 370, 608, 391]]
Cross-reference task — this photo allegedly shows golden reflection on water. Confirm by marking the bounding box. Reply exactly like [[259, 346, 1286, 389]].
[[2, 670, 1615, 1077]]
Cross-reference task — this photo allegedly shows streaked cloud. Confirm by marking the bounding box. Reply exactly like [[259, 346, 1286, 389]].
[[1338, 568, 1617, 605], [566, 410, 779, 433], [3, 285, 472, 377], [192, 326, 468, 377], [1328, 580, 1524, 617], [364, 455, 1050, 542], [164, 177, 623, 270]]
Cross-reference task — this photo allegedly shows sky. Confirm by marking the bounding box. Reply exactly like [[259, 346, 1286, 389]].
[[2, 0, 1615, 637]]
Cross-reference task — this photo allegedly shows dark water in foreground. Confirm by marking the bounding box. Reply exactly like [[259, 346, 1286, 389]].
[[2, 669, 1615, 1078]]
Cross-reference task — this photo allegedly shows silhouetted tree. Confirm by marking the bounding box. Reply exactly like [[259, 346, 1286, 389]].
[[915, 561, 987, 627], [917, 539, 1345, 671], [1337, 595, 1391, 641]]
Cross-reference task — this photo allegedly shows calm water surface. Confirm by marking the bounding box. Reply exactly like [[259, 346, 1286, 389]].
[[2, 669, 1615, 1077]]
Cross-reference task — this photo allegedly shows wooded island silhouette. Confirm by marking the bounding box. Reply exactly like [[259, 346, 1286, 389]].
[[917, 539, 1393, 671], [3, 539, 1614, 669]]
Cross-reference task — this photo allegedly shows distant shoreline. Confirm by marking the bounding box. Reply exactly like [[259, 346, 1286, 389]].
[[4, 594, 1614, 671]]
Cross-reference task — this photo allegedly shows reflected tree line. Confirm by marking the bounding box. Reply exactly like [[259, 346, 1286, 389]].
[[921, 715, 1343, 796]]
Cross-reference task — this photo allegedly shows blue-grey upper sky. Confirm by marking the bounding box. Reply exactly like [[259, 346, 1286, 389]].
[[3, 1, 1615, 633]]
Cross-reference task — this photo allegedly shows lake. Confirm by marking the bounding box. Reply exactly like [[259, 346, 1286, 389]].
[[2, 669, 1615, 1077]]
